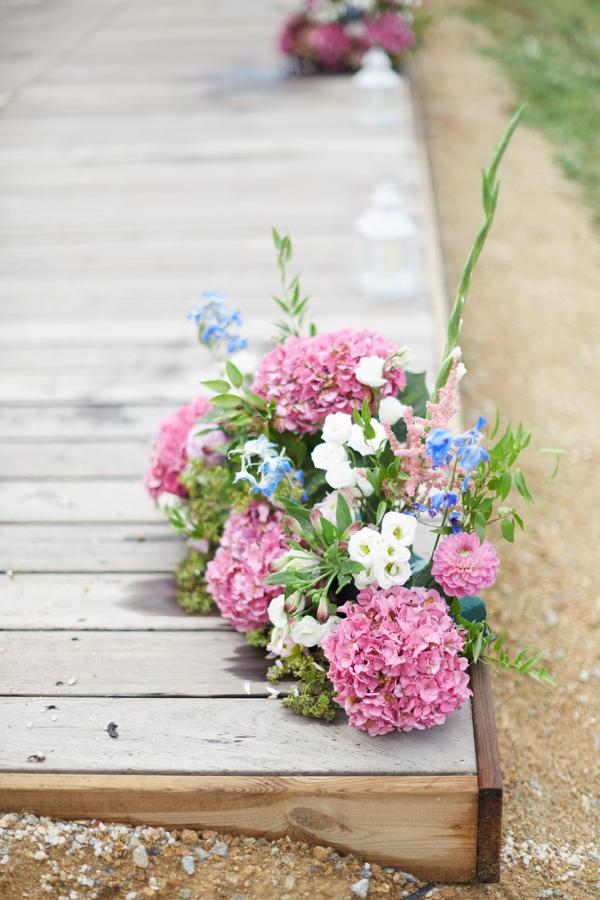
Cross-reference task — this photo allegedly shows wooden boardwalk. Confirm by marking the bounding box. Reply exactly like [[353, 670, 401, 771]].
[[0, 0, 500, 882]]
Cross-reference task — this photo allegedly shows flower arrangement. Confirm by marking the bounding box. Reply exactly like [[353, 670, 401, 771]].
[[278, 1, 423, 73], [146, 109, 556, 736]]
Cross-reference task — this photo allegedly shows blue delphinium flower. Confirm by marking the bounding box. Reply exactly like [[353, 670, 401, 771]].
[[187, 290, 247, 356], [425, 429, 454, 467]]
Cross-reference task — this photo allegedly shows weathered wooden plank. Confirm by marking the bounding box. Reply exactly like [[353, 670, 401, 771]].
[[0, 312, 433, 343], [0, 442, 149, 478], [0, 697, 476, 776], [0, 574, 226, 631], [0, 523, 184, 572], [0, 479, 159, 523], [0, 405, 177, 440], [0, 772, 478, 881], [0, 373, 209, 404], [471, 662, 503, 883], [0, 632, 274, 698]]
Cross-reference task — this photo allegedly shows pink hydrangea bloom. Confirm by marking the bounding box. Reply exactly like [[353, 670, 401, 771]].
[[432, 532, 500, 598], [322, 586, 471, 735], [305, 24, 350, 70], [365, 12, 416, 55], [144, 397, 212, 500], [206, 502, 289, 632], [253, 329, 407, 434], [186, 423, 226, 468]]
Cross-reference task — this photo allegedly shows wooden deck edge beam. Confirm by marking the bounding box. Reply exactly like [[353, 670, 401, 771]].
[[0, 773, 479, 882], [471, 662, 503, 882]]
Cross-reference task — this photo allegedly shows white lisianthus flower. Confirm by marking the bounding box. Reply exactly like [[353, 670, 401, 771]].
[[290, 615, 325, 648], [378, 396, 405, 426], [314, 489, 355, 525], [355, 355, 387, 388], [268, 594, 288, 629], [267, 626, 295, 658], [322, 412, 353, 445], [347, 419, 387, 456], [271, 549, 318, 575], [381, 511, 417, 546], [373, 557, 412, 589], [354, 566, 375, 590], [325, 461, 356, 490], [348, 527, 382, 566], [351, 468, 374, 498], [379, 541, 411, 565], [311, 441, 347, 471]]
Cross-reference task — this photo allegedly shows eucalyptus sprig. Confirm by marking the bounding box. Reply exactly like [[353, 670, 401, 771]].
[[271, 228, 316, 342]]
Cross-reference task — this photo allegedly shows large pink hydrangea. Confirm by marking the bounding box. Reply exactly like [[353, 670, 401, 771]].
[[305, 23, 350, 70], [206, 502, 289, 632], [322, 586, 471, 735], [365, 12, 416, 55], [144, 397, 212, 500], [432, 532, 500, 598], [252, 329, 407, 434]]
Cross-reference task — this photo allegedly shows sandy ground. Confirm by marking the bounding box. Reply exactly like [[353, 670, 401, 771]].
[[1, 6, 599, 900]]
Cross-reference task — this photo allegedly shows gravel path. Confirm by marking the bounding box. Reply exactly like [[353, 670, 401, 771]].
[[1, 4, 599, 900]]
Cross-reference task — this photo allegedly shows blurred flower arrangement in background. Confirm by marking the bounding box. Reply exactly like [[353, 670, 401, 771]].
[[279, 0, 424, 73], [145, 111, 556, 736]]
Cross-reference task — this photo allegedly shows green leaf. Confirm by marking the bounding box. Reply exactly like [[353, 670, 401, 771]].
[[514, 468, 534, 503], [375, 500, 387, 526], [457, 595, 487, 623], [212, 393, 243, 409], [243, 390, 267, 410], [201, 379, 230, 393], [500, 518, 515, 543], [320, 517, 338, 546], [335, 492, 353, 534], [225, 360, 244, 388], [540, 447, 565, 480]]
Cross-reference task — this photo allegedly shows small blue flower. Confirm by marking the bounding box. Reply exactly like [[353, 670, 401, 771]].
[[449, 511, 463, 533], [426, 429, 454, 468], [188, 290, 246, 357]]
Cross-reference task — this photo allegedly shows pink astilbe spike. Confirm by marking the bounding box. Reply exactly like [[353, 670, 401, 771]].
[[386, 354, 462, 500]]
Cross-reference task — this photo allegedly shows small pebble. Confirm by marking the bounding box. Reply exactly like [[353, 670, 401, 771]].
[[351, 877, 370, 899], [211, 840, 229, 857], [181, 890, 192, 900], [194, 846, 210, 861], [181, 855, 195, 875], [131, 845, 149, 869], [312, 845, 329, 861], [181, 828, 197, 844], [33, 849, 48, 860], [125, 893, 137, 900], [149, 876, 159, 891]]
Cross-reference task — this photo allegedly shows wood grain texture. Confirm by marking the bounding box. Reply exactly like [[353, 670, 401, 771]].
[[0, 773, 478, 882], [1, 479, 162, 523], [471, 662, 503, 882], [0, 523, 185, 572], [0, 443, 150, 479], [0, 574, 227, 630], [1, 631, 269, 697], [0, 697, 476, 776]]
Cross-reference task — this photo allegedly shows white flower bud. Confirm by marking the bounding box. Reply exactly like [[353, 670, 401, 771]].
[[322, 412, 353, 445], [311, 442, 347, 471], [378, 396, 405, 426], [355, 355, 387, 388], [325, 461, 356, 490]]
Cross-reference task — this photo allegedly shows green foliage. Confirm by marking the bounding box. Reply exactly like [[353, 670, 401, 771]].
[[176, 459, 247, 545], [433, 106, 524, 401], [465, 0, 600, 227], [175, 549, 216, 615], [271, 228, 316, 341], [245, 626, 271, 649], [485, 634, 556, 686], [268, 647, 338, 723]]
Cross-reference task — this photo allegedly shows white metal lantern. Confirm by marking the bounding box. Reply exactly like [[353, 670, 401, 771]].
[[355, 178, 420, 302], [352, 47, 402, 127]]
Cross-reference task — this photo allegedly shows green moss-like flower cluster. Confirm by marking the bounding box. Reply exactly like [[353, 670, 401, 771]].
[[175, 549, 216, 614], [179, 459, 248, 545], [268, 647, 338, 723]]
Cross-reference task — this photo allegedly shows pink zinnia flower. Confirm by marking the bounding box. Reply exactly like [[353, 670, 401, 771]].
[[364, 12, 416, 55], [252, 329, 407, 434], [305, 23, 350, 70], [144, 397, 212, 500], [206, 502, 289, 632], [322, 586, 471, 735], [432, 532, 500, 598]]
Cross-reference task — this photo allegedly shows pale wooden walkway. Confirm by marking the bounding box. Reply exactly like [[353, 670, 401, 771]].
[[0, 0, 484, 881]]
